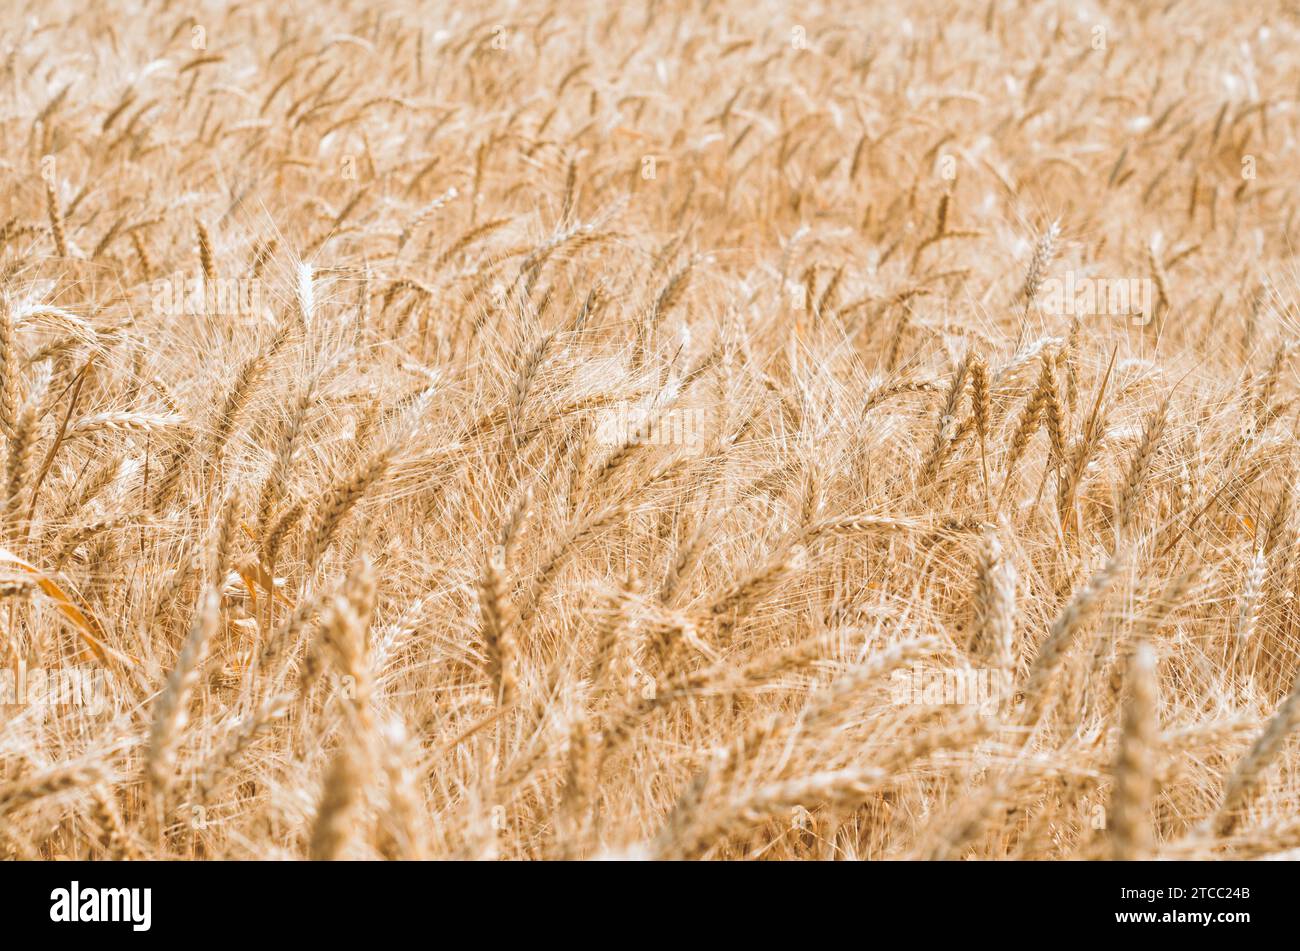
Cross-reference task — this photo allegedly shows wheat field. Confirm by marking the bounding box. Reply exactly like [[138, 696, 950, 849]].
[[2, 0, 1300, 861]]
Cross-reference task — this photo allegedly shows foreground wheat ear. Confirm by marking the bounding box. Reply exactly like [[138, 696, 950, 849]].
[[1, 0, 1299, 862]]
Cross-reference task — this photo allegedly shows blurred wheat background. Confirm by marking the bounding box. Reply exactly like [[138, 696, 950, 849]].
[[2, 0, 1300, 860]]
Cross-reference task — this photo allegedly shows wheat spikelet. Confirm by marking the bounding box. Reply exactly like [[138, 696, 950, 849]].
[[307, 447, 392, 566], [146, 586, 220, 800], [1020, 220, 1059, 314], [45, 178, 69, 258], [970, 525, 1016, 673], [196, 219, 215, 284], [1110, 641, 1157, 859], [3, 372, 45, 538], [1234, 548, 1266, 653], [89, 785, 139, 859], [1022, 555, 1125, 722], [1000, 361, 1053, 497], [258, 385, 314, 536], [1214, 674, 1300, 835], [655, 767, 887, 859], [1114, 391, 1171, 538], [0, 298, 18, 438], [66, 411, 185, 438], [920, 350, 971, 484], [195, 693, 293, 803]]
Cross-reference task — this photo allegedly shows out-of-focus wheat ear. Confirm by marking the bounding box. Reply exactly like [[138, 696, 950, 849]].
[[1110, 641, 1157, 859], [1213, 673, 1300, 836], [62, 451, 122, 519], [718, 629, 840, 687], [662, 513, 709, 604], [1146, 239, 1170, 324], [196, 218, 215, 284], [0, 762, 103, 819], [926, 777, 1022, 860], [194, 692, 292, 805], [478, 490, 530, 706], [708, 545, 804, 641], [589, 571, 639, 702], [311, 560, 376, 718], [300, 590, 372, 755], [249, 237, 277, 280], [148, 445, 188, 514], [934, 190, 950, 236], [884, 300, 913, 373], [657, 766, 888, 859], [714, 711, 783, 799], [1022, 554, 1125, 723], [377, 719, 425, 860], [257, 589, 320, 682], [1115, 391, 1171, 542], [667, 709, 783, 850], [970, 525, 1017, 675], [1231, 547, 1267, 678], [309, 733, 365, 860], [554, 713, 598, 859], [796, 637, 945, 736], [1019, 220, 1059, 317], [130, 230, 152, 280], [52, 512, 147, 569], [798, 458, 823, 527], [357, 265, 372, 330], [146, 586, 220, 814], [876, 712, 994, 778], [45, 178, 69, 258], [1251, 343, 1289, 428], [342, 548, 378, 639], [654, 753, 722, 857], [477, 545, 515, 707]]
